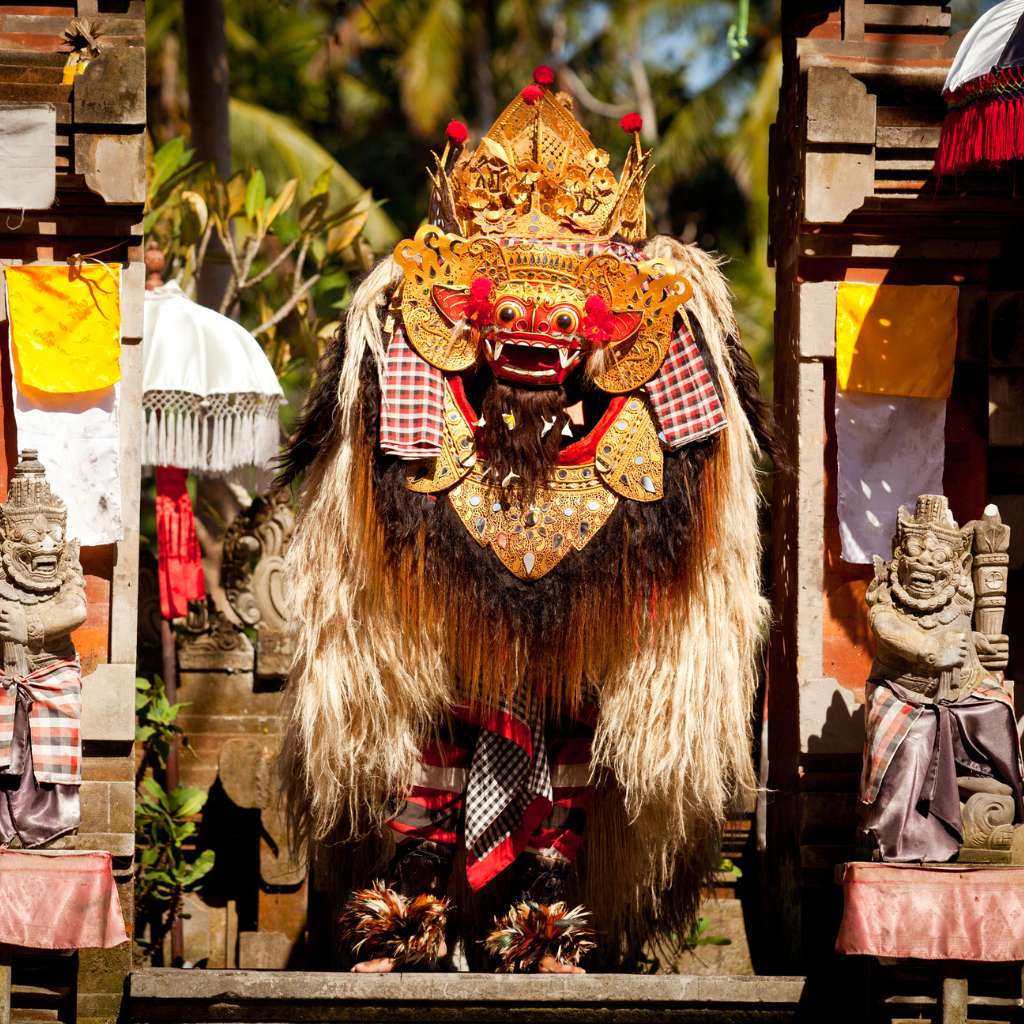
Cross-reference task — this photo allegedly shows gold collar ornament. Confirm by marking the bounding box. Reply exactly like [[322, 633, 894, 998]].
[[407, 382, 664, 579]]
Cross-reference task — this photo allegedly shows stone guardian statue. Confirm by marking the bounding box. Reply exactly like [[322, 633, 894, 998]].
[[0, 450, 87, 847], [860, 494, 1024, 862]]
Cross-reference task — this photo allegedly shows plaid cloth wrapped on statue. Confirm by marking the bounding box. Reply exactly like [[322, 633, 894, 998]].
[[0, 659, 82, 785]]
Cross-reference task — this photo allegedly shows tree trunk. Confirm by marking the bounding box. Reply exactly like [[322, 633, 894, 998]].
[[183, 0, 232, 310]]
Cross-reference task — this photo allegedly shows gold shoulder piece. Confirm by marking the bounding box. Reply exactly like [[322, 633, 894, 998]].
[[405, 381, 476, 494], [595, 398, 663, 502]]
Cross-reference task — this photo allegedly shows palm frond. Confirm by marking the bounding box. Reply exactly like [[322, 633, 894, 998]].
[[228, 97, 399, 252]]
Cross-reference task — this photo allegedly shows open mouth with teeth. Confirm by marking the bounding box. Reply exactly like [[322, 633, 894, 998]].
[[29, 554, 58, 576], [484, 333, 584, 385]]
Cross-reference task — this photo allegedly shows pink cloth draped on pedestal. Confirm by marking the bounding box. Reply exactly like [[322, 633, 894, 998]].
[[837, 861, 1024, 961], [0, 848, 128, 949]]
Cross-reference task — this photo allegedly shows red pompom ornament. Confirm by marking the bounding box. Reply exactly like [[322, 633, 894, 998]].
[[446, 120, 469, 145], [466, 276, 494, 325], [620, 112, 643, 134], [521, 84, 544, 106], [532, 65, 555, 87], [581, 294, 615, 343]]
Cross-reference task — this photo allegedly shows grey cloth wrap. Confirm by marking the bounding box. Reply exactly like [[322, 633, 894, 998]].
[[863, 680, 1024, 862]]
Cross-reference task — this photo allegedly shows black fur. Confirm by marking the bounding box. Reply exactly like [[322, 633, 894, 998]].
[[275, 314, 349, 488]]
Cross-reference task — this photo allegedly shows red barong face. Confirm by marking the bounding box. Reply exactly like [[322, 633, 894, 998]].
[[394, 228, 691, 394], [431, 285, 642, 386]]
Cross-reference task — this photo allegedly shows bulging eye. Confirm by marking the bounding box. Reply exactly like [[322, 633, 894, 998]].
[[550, 306, 580, 334], [495, 299, 524, 324]]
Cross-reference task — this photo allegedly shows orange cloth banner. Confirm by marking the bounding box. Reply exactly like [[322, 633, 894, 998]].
[[5, 264, 121, 394], [835, 283, 958, 399]]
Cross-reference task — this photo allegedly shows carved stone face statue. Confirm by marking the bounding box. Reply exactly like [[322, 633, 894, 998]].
[[0, 450, 69, 596], [895, 531, 960, 602], [2, 511, 65, 593], [887, 496, 971, 614]]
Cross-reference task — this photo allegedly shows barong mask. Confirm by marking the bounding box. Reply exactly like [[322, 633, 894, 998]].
[[390, 84, 703, 579]]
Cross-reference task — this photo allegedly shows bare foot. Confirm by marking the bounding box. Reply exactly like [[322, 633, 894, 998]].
[[351, 957, 395, 973], [351, 941, 447, 973], [538, 954, 585, 974]]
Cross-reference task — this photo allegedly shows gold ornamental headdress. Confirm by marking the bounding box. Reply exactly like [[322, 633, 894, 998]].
[[429, 76, 651, 244], [394, 71, 692, 393]]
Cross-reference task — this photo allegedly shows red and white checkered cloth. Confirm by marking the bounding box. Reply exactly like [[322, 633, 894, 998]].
[[0, 659, 81, 785], [379, 326, 446, 459], [643, 317, 728, 449]]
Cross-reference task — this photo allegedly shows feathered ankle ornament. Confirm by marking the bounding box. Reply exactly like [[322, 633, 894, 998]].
[[341, 881, 450, 967], [483, 901, 596, 972]]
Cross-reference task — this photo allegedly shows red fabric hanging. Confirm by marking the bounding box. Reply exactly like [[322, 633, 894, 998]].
[[155, 466, 206, 620]]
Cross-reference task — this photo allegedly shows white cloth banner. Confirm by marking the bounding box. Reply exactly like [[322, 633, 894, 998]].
[[836, 391, 946, 564], [0, 104, 56, 211], [12, 382, 122, 546]]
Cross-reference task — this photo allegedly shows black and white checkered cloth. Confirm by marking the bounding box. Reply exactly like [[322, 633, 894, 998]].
[[464, 696, 552, 862]]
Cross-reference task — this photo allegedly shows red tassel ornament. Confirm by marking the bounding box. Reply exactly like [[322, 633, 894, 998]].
[[466, 276, 494, 325], [620, 111, 643, 134], [581, 294, 615, 344], [935, 67, 1024, 175], [521, 84, 544, 106], [533, 65, 555, 87], [446, 120, 469, 146]]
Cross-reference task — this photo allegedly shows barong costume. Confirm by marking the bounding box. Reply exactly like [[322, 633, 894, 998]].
[[281, 75, 771, 967]]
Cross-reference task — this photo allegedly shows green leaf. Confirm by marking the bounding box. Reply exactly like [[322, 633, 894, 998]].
[[228, 98, 398, 252], [311, 167, 331, 198], [170, 786, 208, 819], [135, 725, 155, 743], [179, 849, 216, 888], [244, 169, 267, 222], [265, 178, 299, 227], [151, 137, 194, 195]]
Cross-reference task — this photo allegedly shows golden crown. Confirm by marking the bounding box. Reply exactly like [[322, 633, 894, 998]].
[[429, 86, 651, 243]]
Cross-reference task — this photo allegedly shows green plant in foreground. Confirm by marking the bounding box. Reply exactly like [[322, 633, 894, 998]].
[[134, 676, 215, 962], [135, 676, 189, 783]]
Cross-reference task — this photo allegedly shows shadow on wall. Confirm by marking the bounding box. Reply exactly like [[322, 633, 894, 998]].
[[806, 686, 865, 758]]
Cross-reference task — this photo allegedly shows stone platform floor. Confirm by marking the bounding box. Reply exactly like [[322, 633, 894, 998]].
[[129, 970, 808, 1023]]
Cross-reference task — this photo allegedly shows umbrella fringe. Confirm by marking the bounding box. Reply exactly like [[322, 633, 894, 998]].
[[142, 395, 282, 475], [937, 68, 1024, 175]]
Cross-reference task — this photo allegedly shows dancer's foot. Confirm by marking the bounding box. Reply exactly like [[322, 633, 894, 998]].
[[351, 957, 395, 973], [538, 954, 585, 974], [351, 940, 448, 973]]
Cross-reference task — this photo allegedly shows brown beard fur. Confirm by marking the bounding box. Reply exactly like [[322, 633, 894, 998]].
[[478, 380, 568, 505]]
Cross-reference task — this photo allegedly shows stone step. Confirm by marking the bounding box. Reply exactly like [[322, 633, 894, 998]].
[[129, 970, 807, 1023]]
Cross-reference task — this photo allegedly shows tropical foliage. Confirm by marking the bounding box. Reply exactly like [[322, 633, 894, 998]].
[[146, 0, 780, 379]]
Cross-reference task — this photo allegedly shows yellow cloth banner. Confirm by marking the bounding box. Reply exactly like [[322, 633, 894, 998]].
[[5, 264, 121, 394], [835, 283, 958, 399]]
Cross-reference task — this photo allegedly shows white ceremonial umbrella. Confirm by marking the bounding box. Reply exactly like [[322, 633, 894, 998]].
[[142, 281, 284, 475]]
